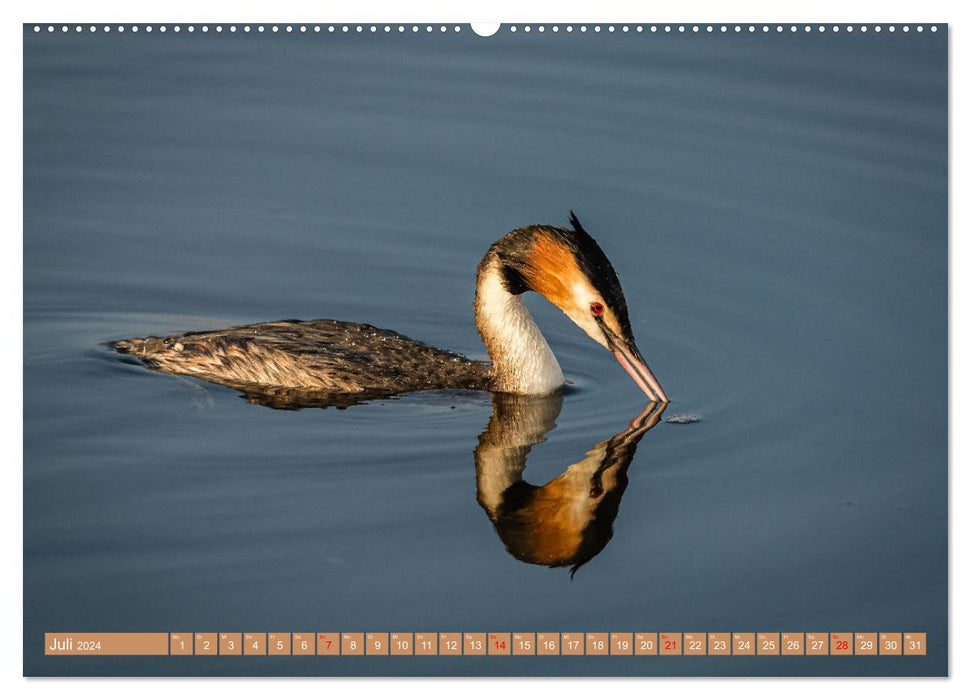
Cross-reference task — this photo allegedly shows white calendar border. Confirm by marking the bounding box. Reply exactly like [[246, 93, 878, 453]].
[[3, 0, 961, 698]]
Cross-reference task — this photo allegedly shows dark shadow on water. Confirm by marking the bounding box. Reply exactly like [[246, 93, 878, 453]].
[[476, 394, 666, 577]]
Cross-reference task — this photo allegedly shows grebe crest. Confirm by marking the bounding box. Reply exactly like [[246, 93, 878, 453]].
[[111, 212, 668, 407]]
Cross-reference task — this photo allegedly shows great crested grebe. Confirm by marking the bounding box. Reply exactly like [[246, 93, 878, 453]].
[[111, 213, 668, 405]]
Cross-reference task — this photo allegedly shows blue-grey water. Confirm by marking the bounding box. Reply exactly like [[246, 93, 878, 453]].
[[23, 25, 947, 676]]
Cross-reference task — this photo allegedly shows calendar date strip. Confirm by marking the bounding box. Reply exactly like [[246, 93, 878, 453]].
[[45, 631, 927, 657]]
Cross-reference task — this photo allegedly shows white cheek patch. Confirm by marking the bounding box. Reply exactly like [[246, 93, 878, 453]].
[[567, 280, 610, 349], [575, 315, 609, 349]]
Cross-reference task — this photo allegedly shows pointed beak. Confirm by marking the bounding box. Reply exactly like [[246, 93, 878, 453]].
[[606, 332, 669, 403]]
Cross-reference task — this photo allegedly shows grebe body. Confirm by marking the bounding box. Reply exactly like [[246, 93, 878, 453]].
[[111, 319, 492, 401], [111, 213, 668, 405]]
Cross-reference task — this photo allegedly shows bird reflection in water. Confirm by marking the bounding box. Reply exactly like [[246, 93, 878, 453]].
[[475, 394, 666, 576], [131, 367, 666, 576]]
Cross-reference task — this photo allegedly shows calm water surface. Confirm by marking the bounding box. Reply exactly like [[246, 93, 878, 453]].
[[24, 26, 946, 675]]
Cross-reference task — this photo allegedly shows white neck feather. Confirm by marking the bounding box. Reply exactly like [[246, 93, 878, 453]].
[[474, 263, 565, 394]]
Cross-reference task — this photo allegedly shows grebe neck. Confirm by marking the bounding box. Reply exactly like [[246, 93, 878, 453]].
[[474, 260, 565, 394]]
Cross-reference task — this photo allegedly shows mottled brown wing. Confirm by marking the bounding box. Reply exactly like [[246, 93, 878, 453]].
[[110, 319, 493, 401]]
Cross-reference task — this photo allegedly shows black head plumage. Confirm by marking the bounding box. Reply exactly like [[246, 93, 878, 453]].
[[562, 212, 634, 338]]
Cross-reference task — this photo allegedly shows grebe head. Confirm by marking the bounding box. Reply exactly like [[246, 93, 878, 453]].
[[487, 212, 668, 402]]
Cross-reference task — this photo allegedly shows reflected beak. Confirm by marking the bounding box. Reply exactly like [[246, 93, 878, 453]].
[[607, 333, 669, 403]]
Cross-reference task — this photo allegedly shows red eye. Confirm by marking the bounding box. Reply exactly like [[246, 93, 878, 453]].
[[590, 302, 605, 315]]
